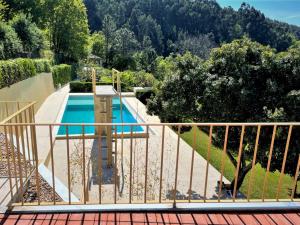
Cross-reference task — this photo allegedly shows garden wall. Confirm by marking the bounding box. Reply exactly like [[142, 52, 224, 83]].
[[0, 73, 56, 113]]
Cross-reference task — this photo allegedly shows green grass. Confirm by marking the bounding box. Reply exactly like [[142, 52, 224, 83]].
[[180, 126, 299, 199]]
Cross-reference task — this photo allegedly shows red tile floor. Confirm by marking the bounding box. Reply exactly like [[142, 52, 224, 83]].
[[0, 212, 299, 225]]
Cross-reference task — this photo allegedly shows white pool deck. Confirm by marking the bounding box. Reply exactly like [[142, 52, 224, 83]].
[[0, 86, 231, 206]]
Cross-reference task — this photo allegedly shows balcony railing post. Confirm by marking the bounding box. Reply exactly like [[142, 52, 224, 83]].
[[144, 125, 149, 203], [188, 125, 197, 202], [233, 125, 245, 201], [218, 125, 229, 202], [19, 113, 28, 179], [114, 125, 118, 204], [66, 125, 71, 204], [49, 125, 56, 205], [9, 126, 19, 195], [276, 125, 293, 201], [247, 125, 261, 201], [262, 125, 277, 201], [4, 125, 13, 201], [82, 125, 86, 204], [204, 126, 213, 202], [24, 110, 32, 174], [15, 124, 24, 205], [98, 125, 102, 204], [31, 124, 40, 205], [159, 125, 165, 203], [291, 155, 300, 200], [129, 126, 133, 203], [173, 125, 181, 205]]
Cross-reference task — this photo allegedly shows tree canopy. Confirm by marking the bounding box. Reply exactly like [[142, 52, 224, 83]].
[[148, 37, 300, 193], [84, 0, 300, 55], [50, 0, 89, 64]]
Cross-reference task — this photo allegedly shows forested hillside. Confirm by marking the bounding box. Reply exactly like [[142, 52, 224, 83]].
[[85, 0, 300, 57]]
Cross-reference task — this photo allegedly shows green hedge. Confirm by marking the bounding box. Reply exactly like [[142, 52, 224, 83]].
[[0, 58, 52, 89], [70, 81, 113, 93], [33, 59, 51, 73], [52, 64, 72, 88]]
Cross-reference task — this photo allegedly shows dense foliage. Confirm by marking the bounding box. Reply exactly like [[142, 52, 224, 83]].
[[52, 64, 72, 87], [2, 0, 90, 64], [0, 58, 51, 88], [10, 13, 44, 57], [148, 38, 300, 193], [147, 52, 207, 122], [85, 0, 300, 59], [49, 0, 89, 64], [33, 59, 51, 73]]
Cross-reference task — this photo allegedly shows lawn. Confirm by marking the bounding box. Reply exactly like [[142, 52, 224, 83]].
[[180, 126, 299, 200]]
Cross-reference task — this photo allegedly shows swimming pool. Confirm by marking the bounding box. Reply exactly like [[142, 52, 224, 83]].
[[58, 95, 144, 135]]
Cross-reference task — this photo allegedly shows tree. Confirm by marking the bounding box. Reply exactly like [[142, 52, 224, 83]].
[[84, 0, 300, 56], [133, 36, 157, 72], [0, 22, 22, 59], [114, 27, 138, 58], [90, 32, 105, 59], [10, 13, 44, 57], [147, 52, 207, 122], [200, 37, 300, 193], [112, 27, 139, 70], [50, 0, 89, 63], [102, 14, 116, 66], [0, 0, 8, 21], [174, 32, 216, 59]]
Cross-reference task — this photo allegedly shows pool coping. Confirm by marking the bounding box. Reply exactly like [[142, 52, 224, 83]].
[[55, 93, 147, 138]]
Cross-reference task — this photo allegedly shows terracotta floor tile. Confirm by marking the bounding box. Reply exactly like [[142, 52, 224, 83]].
[[100, 213, 115, 222], [239, 214, 260, 225], [268, 214, 293, 225], [208, 214, 227, 225], [3, 219, 18, 225], [131, 213, 147, 223], [115, 213, 131, 222], [192, 214, 212, 225], [83, 214, 97, 221], [283, 213, 300, 224], [177, 213, 195, 224], [254, 214, 276, 225], [146, 213, 163, 223], [162, 213, 179, 224], [68, 214, 83, 221]]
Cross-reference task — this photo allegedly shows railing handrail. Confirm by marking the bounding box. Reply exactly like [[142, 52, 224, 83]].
[[1, 121, 299, 207], [0, 101, 37, 124], [1, 122, 300, 126]]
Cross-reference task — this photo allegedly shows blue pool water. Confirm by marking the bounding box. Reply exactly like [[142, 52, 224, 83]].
[[58, 95, 144, 135]]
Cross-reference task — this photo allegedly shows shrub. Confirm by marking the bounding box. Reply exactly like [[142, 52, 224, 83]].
[[33, 59, 51, 73], [0, 58, 50, 88], [0, 58, 52, 89], [15, 58, 36, 79], [120, 70, 157, 92], [52, 64, 72, 88], [70, 81, 114, 93]]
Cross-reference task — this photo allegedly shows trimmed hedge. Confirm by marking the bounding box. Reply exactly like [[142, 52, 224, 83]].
[[33, 59, 51, 73], [70, 81, 113, 93], [0, 58, 52, 88], [52, 64, 72, 88]]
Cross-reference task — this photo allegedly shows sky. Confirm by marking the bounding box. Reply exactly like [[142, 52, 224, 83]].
[[217, 0, 300, 26]]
